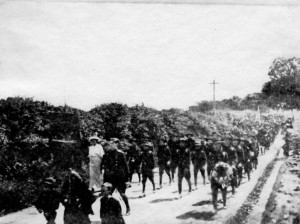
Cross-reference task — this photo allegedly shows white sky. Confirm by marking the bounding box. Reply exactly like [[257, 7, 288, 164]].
[[0, 1, 300, 111]]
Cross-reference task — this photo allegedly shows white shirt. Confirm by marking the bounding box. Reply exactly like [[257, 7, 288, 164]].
[[89, 144, 104, 158]]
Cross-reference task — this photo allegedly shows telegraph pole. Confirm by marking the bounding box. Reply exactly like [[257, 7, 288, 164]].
[[210, 80, 219, 117]]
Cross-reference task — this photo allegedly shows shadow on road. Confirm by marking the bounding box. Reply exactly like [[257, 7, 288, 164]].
[[192, 200, 212, 206], [128, 196, 144, 199], [150, 198, 177, 203], [172, 189, 190, 194], [176, 210, 215, 220], [192, 199, 224, 207]]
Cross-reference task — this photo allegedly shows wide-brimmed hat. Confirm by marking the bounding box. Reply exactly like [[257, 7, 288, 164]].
[[102, 182, 113, 189], [222, 134, 232, 140], [213, 140, 224, 145], [44, 177, 56, 186], [89, 136, 101, 142], [110, 138, 120, 143], [141, 142, 152, 147], [179, 137, 188, 142], [129, 137, 137, 142], [205, 136, 213, 141], [231, 135, 240, 141], [195, 140, 202, 146], [211, 136, 222, 142], [239, 137, 247, 141], [250, 130, 258, 136]]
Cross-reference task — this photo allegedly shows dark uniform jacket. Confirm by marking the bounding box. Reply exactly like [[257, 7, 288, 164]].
[[187, 138, 195, 152], [220, 150, 229, 163], [100, 196, 125, 224], [177, 147, 191, 169], [236, 145, 245, 164], [168, 139, 179, 164], [221, 143, 231, 154], [35, 188, 61, 212], [157, 144, 171, 166], [227, 146, 237, 163], [140, 150, 155, 172], [101, 150, 129, 184], [127, 143, 141, 166], [192, 145, 207, 168]]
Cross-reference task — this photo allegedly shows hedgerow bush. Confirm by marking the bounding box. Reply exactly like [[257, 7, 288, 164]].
[[0, 97, 240, 214]]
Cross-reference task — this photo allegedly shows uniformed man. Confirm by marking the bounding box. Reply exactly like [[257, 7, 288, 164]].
[[211, 161, 231, 212], [140, 142, 156, 197], [228, 136, 238, 165], [210, 137, 223, 174], [34, 177, 61, 224], [205, 137, 214, 180], [262, 123, 272, 152], [235, 137, 246, 186], [221, 134, 232, 155], [168, 135, 179, 182], [257, 124, 268, 155], [192, 139, 207, 188], [249, 133, 259, 170], [186, 133, 195, 153], [236, 138, 245, 165], [240, 137, 252, 181], [157, 137, 171, 188], [228, 160, 237, 195], [127, 138, 141, 184], [177, 137, 192, 198], [101, 140, 131, 215]]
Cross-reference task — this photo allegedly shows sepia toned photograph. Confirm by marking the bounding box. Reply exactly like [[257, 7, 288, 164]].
[[0, 0, 300, 223]]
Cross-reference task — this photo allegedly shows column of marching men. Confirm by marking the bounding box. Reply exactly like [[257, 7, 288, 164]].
[[34, 115, 294, 224]]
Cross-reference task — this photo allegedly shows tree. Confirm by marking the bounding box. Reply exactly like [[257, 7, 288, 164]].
[[90, 103, 129, 139], [264, 57, 300, 108]]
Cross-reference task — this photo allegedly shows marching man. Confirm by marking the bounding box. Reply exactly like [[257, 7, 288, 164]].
[[210, 160, 232, 213]]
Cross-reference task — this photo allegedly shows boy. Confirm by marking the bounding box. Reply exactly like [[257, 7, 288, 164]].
[[140, 142, 156, 197], [34, 177, 61, 224], [100, 182, 125, 224]]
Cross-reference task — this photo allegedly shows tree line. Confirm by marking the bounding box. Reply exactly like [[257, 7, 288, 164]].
[[190, 57, 300, 113]]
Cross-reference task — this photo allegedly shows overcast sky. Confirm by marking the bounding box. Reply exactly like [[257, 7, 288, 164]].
[[0, 1, 300, 111]]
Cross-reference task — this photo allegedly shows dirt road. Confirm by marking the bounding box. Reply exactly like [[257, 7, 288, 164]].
[[0, 134, 285, 224]]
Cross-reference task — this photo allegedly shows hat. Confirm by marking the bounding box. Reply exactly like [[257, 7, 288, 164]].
[[159, 136, 168, 142], [231, 135, 240, 141], [102, 182, 113, 188], [251, 130, 258, 136], [142, 133, 150, 138], [179, 137, 188, 141], [195, 140, 202, 146], [213, 140, 224, 145], [143, 142, 152, 147], [205, 136, 212, 141], [44, 177, 56, 186], [129, 137, 136, 142], [211, 136, 221, 142], [110, 138, 120, 143], [89, 136, 101, 142], [186, 133, 193, 136], [222, 134, 232, 140]]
